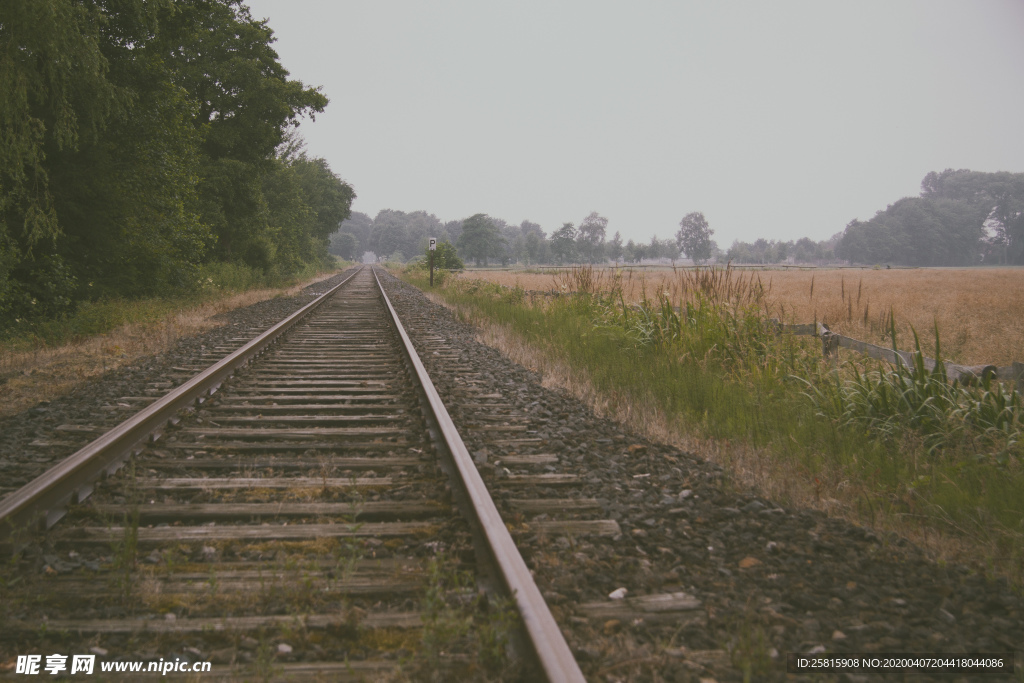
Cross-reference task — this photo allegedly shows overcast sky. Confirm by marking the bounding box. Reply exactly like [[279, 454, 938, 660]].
[[244, 0, 1024, 247]]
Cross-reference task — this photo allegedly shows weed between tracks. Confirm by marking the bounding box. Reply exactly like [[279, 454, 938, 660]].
[[401, 265, 1024, 588], [391, 553, 521, 682]]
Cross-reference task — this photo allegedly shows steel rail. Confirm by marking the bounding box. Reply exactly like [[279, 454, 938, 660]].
[[0, 267, 363, 545], [372, 267, 586, 683]]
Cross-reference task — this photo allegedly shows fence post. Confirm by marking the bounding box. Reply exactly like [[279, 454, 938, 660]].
[[1014, 361, 1024, 394], [817, 323, 839, 360]]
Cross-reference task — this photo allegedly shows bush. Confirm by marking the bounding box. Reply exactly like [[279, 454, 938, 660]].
[[199, 262, 272, 292], [420, 241, 463, 271]]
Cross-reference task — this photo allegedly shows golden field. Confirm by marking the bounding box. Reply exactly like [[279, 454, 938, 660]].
[[453, 266, 1024, 367]]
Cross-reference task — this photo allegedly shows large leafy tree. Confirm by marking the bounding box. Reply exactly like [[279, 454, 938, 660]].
[[836, 169, 1021, 266], [524, 231, 542, 264], [550, 223, 577, 265], [50, 0, 216, 298], [333, 211, 373, 257], [1, 0, 129, 319], [262, 152, 353, 274], [921, 169, 1024, 264], [0, 0, 122, 247], [576, 211, 607, 263], [1, 0, 352, 332], [676, 211, 714, 264], [330, 233, 358, 260], [837, 197, 985, 266], [404, 211, 444, 255], [370, 210, 411, 258], [51, 74, 209, 297], [153, 0, 329, 267], [367, 209, 444, 261], [2, 0, 219, 314], [457, 214, 504, 266]]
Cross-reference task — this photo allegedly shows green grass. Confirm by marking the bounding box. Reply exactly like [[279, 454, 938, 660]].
[[417, 554, 518, 679], [403, 265, 1024, 585], [1, 260, 348, 351]]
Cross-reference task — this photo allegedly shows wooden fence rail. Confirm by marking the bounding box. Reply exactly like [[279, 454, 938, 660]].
[[774, 319, 1024, 392]]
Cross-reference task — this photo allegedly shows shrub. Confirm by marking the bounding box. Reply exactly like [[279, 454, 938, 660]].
[[421, 241, 463, 271]]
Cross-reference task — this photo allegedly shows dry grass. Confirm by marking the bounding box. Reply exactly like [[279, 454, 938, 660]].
[[426, 290, 1011, 581], [0, 272, 339, 418], [455, 267, 1024, 366]]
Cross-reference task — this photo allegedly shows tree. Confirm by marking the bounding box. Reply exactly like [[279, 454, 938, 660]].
[[577, 211, 608, 263], [519, 220, 546, 265], [550, 223, 577, 265], [330, 233, 358, 260], [625, 239, 644, 263], [835, 169, 1021, 266], [793, 237, 820, 263], [371, 210, 410, 258], [457, 213, 504, 266], [607, 231, 624, 263], [333, 211, 372, 256], [443, 219, 463, 244], [154, 0, 328, 268], [257, 150, 353, 276], [520, 220, 543, 236], [51, 73, 210, 298], [922, 169, 1024, 264], [494, 219, 519, 266], [0, 0, 180, 319], [648, 235, 679, 260], [837, 196, 985, 266], [291, 156, 353, 235], [1, 0, 123, 251], [406, 211, 444, 254], [676, 212, 714, 264], [0, 0, 352, 332]]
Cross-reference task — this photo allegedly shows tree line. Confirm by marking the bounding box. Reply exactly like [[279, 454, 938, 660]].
[[1, 0, 354, 331], [679, 169, 1024, 268], [725, 235, 841, 265], [330, 210, 722, 267], [329, 207, 851, 269], [328, 168, 1023, 273], [836, 170, 1024, 266]]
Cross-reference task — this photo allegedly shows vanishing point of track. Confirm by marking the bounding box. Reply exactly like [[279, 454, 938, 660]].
[[0, 266, 585, 681]]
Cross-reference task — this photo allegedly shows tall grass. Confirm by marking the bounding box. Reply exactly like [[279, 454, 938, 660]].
[[453, 265, 1024, 366], [404, 264, 1024, 584], [802, 324, 1023, 465]]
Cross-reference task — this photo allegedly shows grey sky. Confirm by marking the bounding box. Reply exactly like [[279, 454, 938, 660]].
[[245, 0, 1024, 247]]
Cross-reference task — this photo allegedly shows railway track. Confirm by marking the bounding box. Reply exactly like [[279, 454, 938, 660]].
[[0, 267, 585, 681], [6, 267, 1024, 682]]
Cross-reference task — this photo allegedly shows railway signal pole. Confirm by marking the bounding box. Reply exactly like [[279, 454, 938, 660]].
[[428, 237, 436, 286]]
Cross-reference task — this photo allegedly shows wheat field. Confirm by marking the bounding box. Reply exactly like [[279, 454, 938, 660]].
[[453, 267, 1024, 367]]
